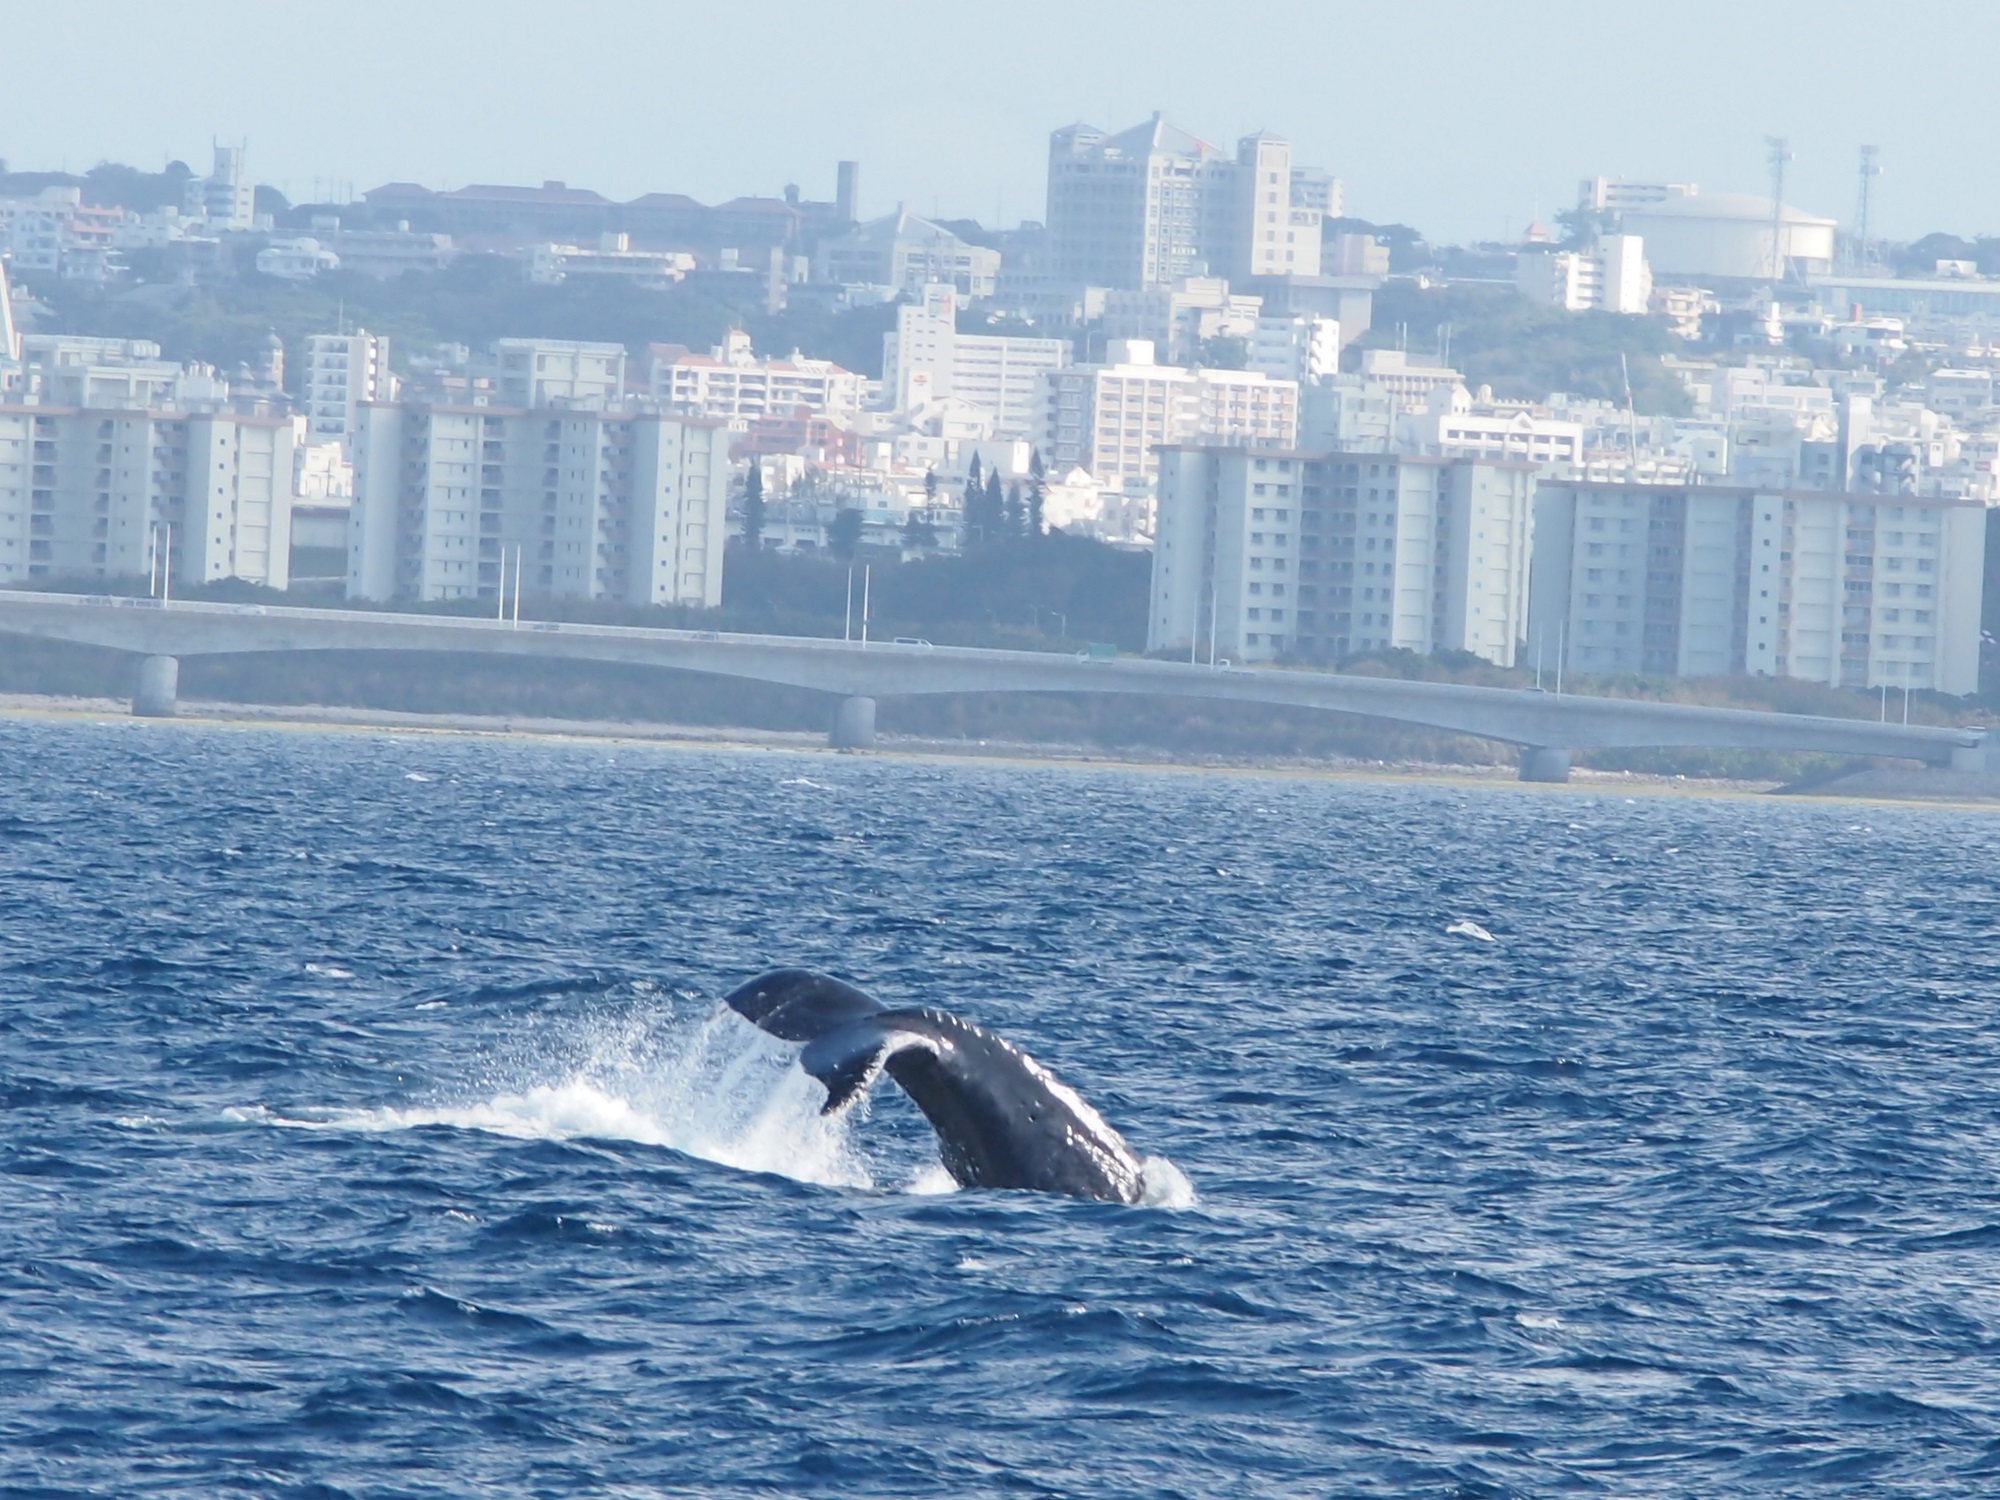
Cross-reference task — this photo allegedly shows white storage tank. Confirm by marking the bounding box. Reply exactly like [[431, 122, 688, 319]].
[[1621, 192, 1836, 280]]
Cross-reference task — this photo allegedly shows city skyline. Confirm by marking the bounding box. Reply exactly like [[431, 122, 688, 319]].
[[3, 0, 1994, 246]]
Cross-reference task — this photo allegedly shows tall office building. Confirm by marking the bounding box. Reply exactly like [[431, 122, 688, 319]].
[[347, 401, 728, 608], [1528, 482, 1986, 694], [1150, 446, 1536, 666], [1044, 115, 1331, 290]]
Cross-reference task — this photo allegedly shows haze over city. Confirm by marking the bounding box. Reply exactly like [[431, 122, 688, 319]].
[[3, 0, 1994, 243]]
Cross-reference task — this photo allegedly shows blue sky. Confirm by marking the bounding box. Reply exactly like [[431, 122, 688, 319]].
[[3, 0, 1987, 244]]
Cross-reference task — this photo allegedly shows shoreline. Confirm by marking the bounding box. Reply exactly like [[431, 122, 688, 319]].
[[4, 692, 1996, 808]]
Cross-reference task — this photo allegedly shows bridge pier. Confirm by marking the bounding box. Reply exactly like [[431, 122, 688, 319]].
[[1951, 743, 1988, 772], [1518, 746, 1571, 784], [132, 655, 180, 718], [828, 695, 876, 750]]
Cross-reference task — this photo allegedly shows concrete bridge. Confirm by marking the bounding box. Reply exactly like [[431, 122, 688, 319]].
[[0, 589, 1984, 781]]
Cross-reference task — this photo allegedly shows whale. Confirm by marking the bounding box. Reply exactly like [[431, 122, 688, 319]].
[[723, 968, 1146, 1203]]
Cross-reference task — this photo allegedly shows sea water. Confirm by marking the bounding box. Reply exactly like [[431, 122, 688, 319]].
[[5, 717, 2000, 1496]]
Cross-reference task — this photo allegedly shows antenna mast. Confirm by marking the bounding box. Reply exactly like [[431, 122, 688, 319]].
[[1765, 136, 1792, 285], [1854, 145, 1880, 272]]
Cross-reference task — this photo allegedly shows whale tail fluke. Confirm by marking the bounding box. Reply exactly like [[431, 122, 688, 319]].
[[721, 967, 1149, 1202], [724, 968, 884, 1042], [800, 1015, 943, 1115]]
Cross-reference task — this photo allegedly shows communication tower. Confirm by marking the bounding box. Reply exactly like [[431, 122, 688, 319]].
[[1854, 145, 1881, 271], [1765, 136, 1792, 284]]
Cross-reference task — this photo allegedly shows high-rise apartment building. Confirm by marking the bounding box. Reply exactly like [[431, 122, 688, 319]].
[[1150, 447, 1536, 666], [1044, 115, 1332, 290], [880, 284, 1069, 435], [302, 330, 394, 450], [0, 405, 293, 589], [347, 402, 727, 608], [1528, 482, 1986, 693], [1037, 340, 1299, 492]]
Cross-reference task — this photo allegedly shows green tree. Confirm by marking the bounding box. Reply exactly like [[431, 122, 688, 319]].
[[962, 454, 988, 545], [1026, 448, 1047, 538], [1196, 335, 1250, 370], [1003, 482, 1024, 538], [828, 507, 864, 559], [740, 462, 766, 551], [902, 514, 939, 552], [983, 469, 1005, 545]]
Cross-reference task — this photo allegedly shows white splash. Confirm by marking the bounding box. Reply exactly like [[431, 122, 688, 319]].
[[237, 1007, 873, 1190], [908, 1163, 962, 1195], [233, 1000, 1196, 1208], [404, 771, 433, 783], [1138, 1155, 1198, 1209], [1446, 919, 1496, 943]]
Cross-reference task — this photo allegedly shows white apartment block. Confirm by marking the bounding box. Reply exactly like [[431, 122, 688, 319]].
[[1038, 341, 1298, 492], [303, 330, 394, 450], [1044, 115, 1331, 289], [1516, 235, 1651, 315], [1150, 447, 1536, 665], [529, 235, 694, 289], [651, 330, 864, 425], [1100, 276, 1262, 365], [1577, 178, 1697, 215], [0, 405, 292, 589], [489, 339, 627, 408], [881, 284, 1068, 436], [1528, 482, 1985, 694], [14, 336, 190, 409], [2, 187, 127, 281], [1247, 314, 1340, 383], [185, 146, 256, 230], [1400, 386, 1585, 467], [347, 403, 727, 608], [1350, 348, 1463, 410]]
